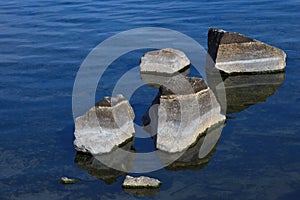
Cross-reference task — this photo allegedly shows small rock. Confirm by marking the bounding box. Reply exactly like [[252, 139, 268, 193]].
[[122, 175, 161, 189], [140, 48, 190, 74], [208, 28, 286, 74], [60, 177, 78, 184], [74, 94, 135, 154]]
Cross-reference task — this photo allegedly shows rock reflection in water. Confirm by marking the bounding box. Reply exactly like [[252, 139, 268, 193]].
[[123, 188, 160, 197], [159, 123, 224, 171], [224, 73, 286, 114], [206, 60, 286, 114], [74, 142, 135, 185]]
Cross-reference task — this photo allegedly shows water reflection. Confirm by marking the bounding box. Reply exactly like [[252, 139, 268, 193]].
[[206, 60, 286, 114], [123, 188, 160, 197], [74, 142, 135, 185], [159, 123, 224, 171], [224, 73, 286, 114]]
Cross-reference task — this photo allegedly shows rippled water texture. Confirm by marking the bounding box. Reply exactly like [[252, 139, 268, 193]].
[[0, 0, 300, 199]]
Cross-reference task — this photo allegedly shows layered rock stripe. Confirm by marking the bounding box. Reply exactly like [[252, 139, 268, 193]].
[[74, 94, 135, 155], [208, 28, 286, 74]]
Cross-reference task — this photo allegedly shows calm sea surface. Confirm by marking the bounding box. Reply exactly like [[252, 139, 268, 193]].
[[0, 0, 299, 199]]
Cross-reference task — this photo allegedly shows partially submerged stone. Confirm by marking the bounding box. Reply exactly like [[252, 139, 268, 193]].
[[122, 175, 161, 189], [60, 177, 78, 184], [208, 28, 286, 74], [144, 77, 225, 153], [140, 48, 190, 74], [74, 94, 135, 154]]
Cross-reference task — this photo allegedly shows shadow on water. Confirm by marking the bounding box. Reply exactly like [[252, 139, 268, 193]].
[[74, 141, 134, 185], [160, 123, 224, 171], [223, 72, 286, 114], [206, 59, 286, 114]]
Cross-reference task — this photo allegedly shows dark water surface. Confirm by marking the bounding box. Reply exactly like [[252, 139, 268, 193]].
[[1, 0, 300, 199]]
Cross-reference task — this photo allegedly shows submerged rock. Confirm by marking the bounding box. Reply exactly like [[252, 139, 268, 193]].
[[208, 28, 286, 74], [144, 77, 225, 153], [122, 175, 161, 189], [74, 94, 135, 154], [60, 177, 78, 184], [140, 48, 190, 74]]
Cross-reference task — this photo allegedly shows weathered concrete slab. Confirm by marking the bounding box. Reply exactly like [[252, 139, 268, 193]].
[[140, 48, 190, 74], [144, 77, 225, 153], [208, 28, 286, 74], [74, 94, 135, 154], [122, 175, 161, 188]]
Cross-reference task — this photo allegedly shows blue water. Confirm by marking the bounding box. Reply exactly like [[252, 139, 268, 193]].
[[1, 0, 300, 199]]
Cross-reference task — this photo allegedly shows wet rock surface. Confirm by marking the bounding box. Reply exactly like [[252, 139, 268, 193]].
[[122, 175, 161, 189], [140, 48, 190, 74], [208, 28, 286, 74], [74, 94, 135, 154]]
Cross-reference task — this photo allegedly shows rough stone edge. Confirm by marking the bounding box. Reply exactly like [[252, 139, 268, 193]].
[[208, 28, 287, 75], [74, 95, 135, 154], [140, 48, 191, 74], [122, 176, 162, 189], [156, 88, 226, 153]]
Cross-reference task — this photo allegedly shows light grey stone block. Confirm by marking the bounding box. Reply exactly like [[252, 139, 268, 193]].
[[122, 175, 161, 188], [140, 48, 190, 74], [208, 28, 286, 74], [74, 94, 135, 154], [144, 77, 225, 153]]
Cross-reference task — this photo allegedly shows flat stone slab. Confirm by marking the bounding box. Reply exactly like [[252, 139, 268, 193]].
[[208, 28, 286, 74], [140, 48, 190, 74], [122, 175, 161, 188], [74, 94, 135, 154]]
